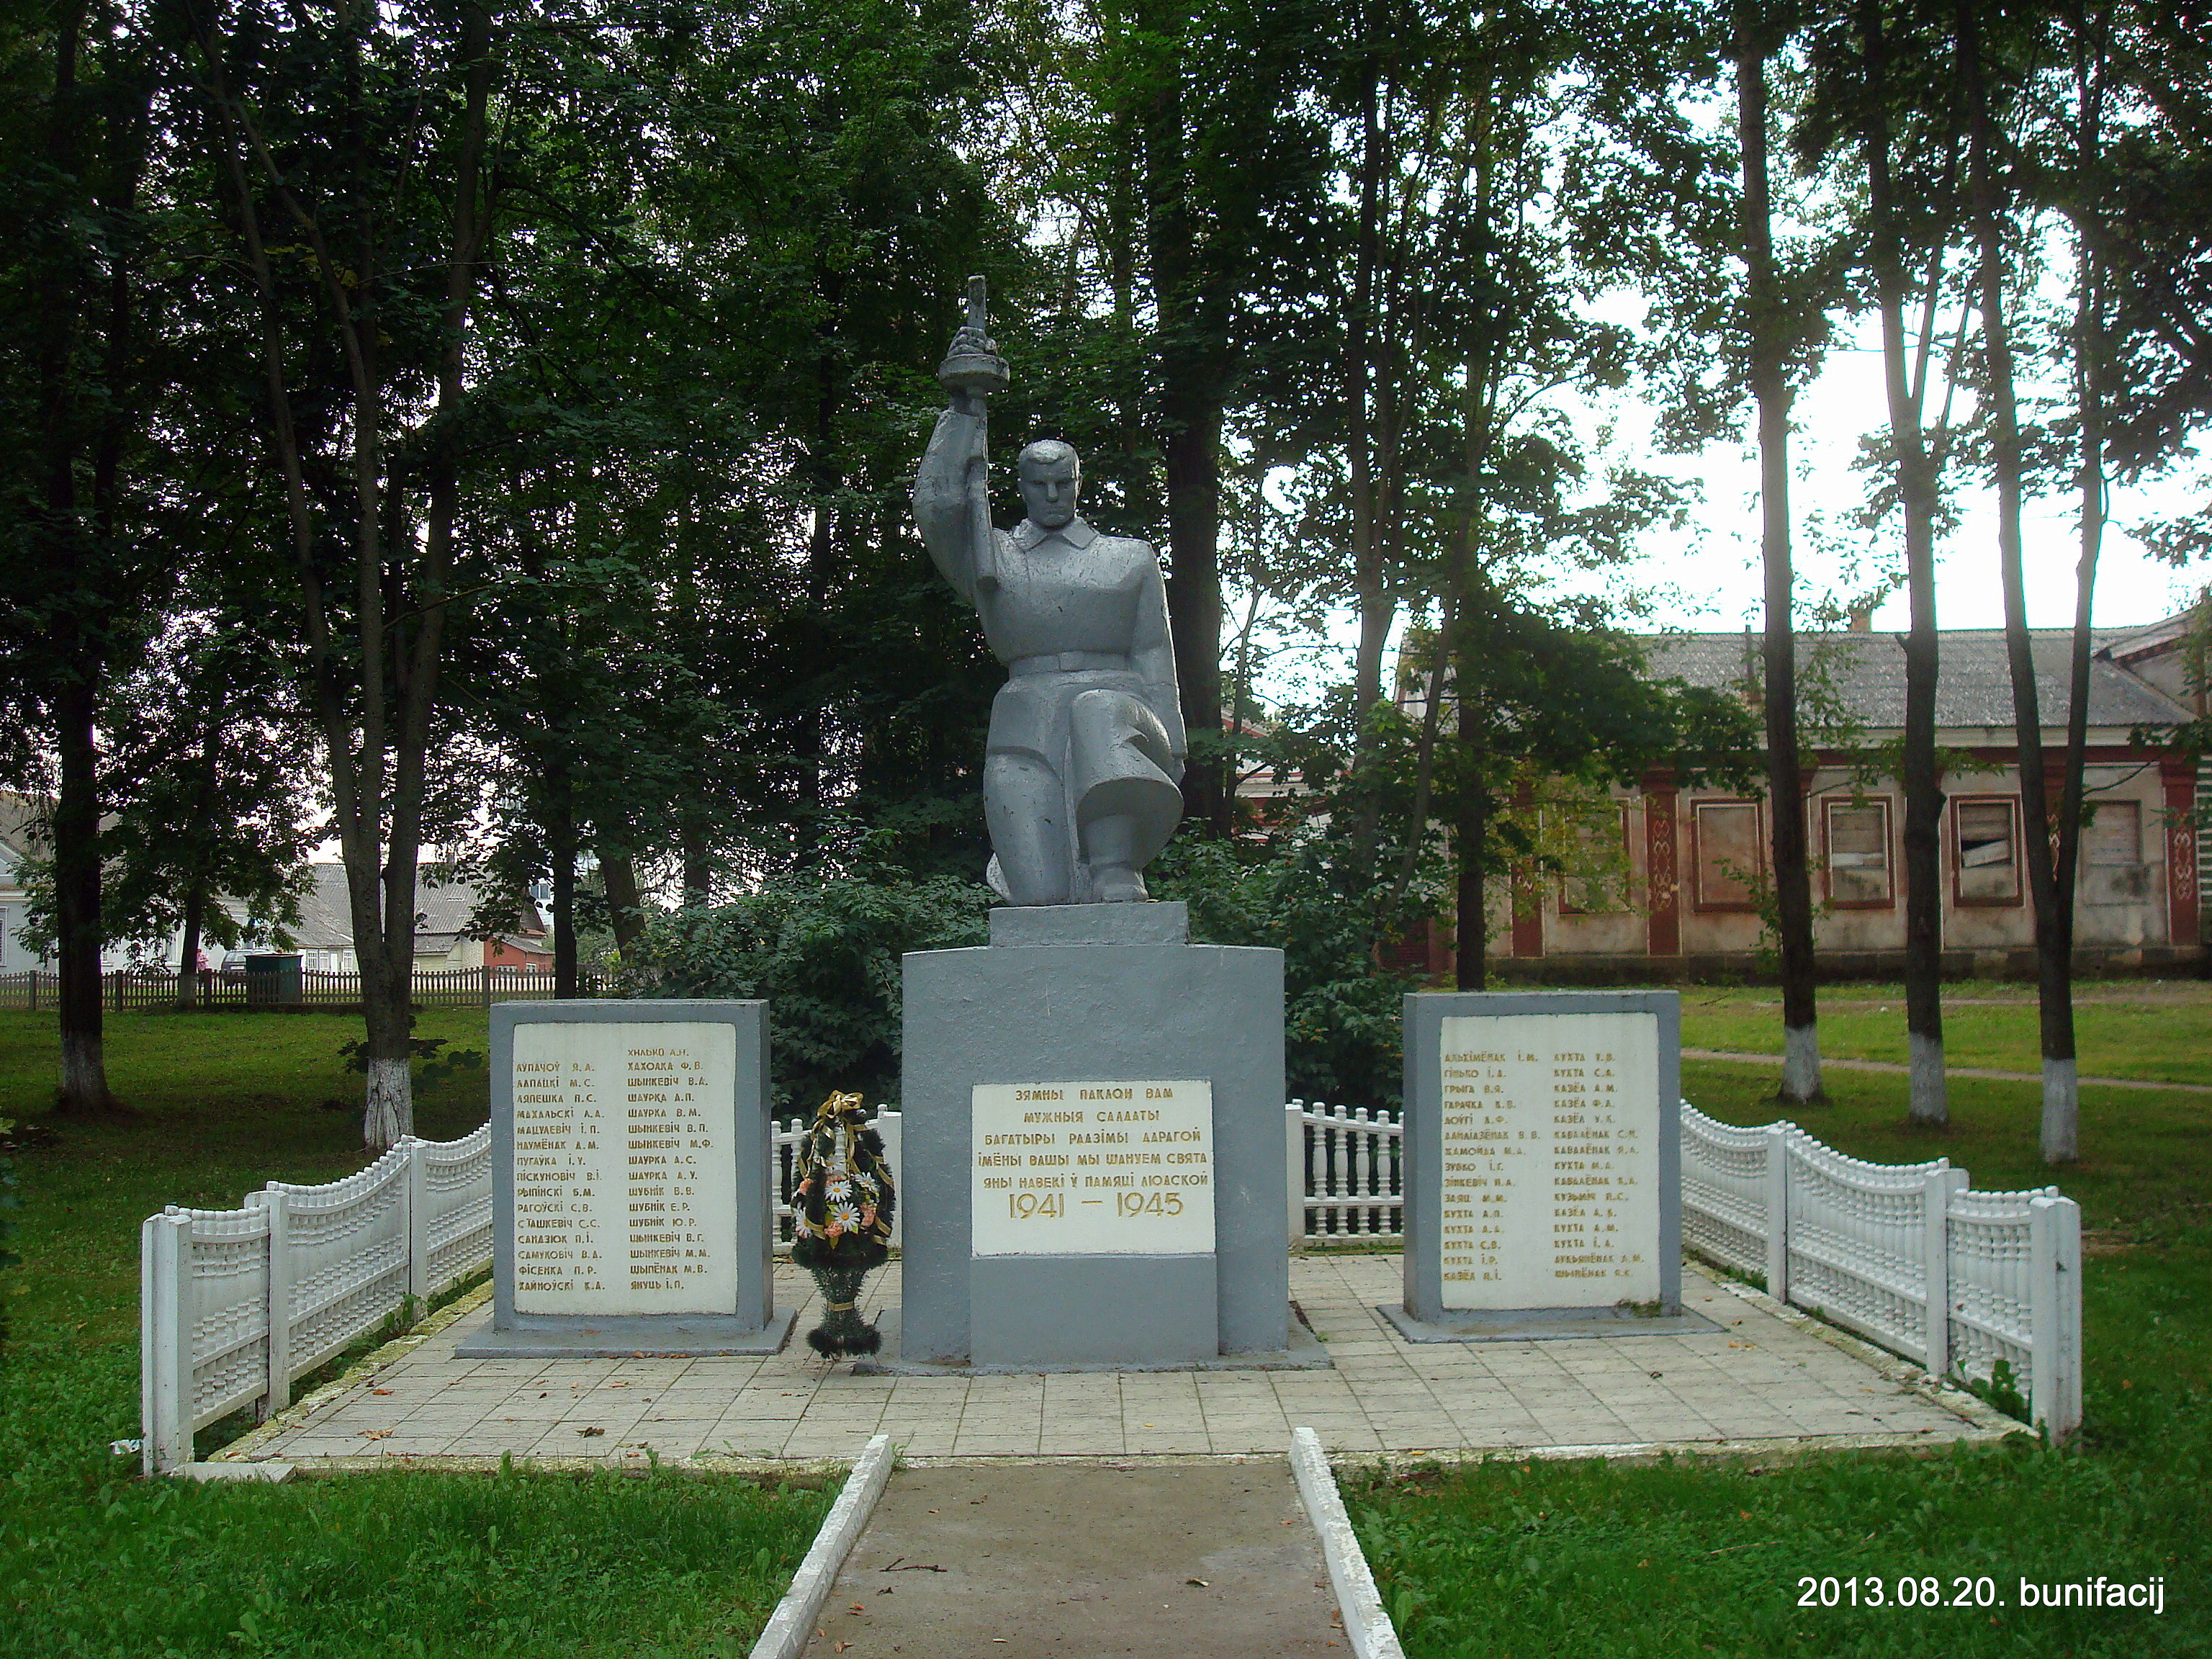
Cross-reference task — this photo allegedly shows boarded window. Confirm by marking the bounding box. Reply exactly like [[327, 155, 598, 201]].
[[2083, 800, 2141, 866], [1955, 799, 2020, 902], [1825, 799, 1892, 904], [1694, 801, 1762, 907]]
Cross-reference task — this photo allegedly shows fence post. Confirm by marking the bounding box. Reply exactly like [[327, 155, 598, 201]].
[[141, 1212, 192, 1475], [256, 1189, 294, 1419], [2028, 1194, 2082, 1442], [1920, 1166, 1968, 1376], [1763, 1123, 1791, 1304], [403, 1137, 430, 1301], [1285, 1102, 1307, 1244], [876, 1110, 904, 1249]]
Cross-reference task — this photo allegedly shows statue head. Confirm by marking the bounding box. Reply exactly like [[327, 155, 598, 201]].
[[1017, 439, 1082, 530]]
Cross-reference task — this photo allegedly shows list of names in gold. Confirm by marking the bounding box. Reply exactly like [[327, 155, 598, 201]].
[[1437, 1010, 1660, 1310], [508, 1021, 738, 1316]]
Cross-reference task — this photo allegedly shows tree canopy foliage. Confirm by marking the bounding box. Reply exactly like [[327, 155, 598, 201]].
[[1, 0, 2203, 1130]]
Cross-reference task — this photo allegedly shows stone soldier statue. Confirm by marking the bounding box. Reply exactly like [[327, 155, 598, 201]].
[[913, 279, 1186, 905]]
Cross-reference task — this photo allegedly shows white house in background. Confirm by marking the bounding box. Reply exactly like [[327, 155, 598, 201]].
[[0, 793, 38, 973], [282, 863, 552, 973], [0, 804, 552, 975]]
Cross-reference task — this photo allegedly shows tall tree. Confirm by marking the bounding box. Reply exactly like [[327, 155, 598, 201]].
[[0, 0, 172, 1113], [1815, 0, 1969, 1126], [1957, 0, 2081, 1157], [1092, 0, 1328, 835], [1737, 0, 1824, 1105], [181, 0, 498, 1148]]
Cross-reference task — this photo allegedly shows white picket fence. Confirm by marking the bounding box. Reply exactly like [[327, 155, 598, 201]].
[[139, 1127, 493, 1475], [1680, 1103, 2081, 1438], [140, 1097, 2083, 1470], [1287, 1100, 1405, 1239], [137, 1114, 900, 1472], [772, 1111, 904, 1247]]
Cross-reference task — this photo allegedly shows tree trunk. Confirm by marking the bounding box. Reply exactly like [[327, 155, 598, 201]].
[[53, 681, 119, 1113], [1961, 0, 2077, 1160], [1162, 392, 1226, 834], [1454, 648, 1488, 992], [175, 886, 206, 1011], [38, 2, 120, 1117], [601, 846, 647, 953], [1141, 41, 1228, 838], [1739, 14, 1822, 1105], [549, 765, 579, 1000], [1347, 59, 1392, 738], [2046, 8, 2112, 1166], [680, 815, 712, 908], [1860, 0, 1948, 1126]]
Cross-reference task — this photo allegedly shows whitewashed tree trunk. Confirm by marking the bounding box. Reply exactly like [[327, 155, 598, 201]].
[[2039, 1058, 2079, 1163], [1908, 1031, 1948, 1125], [1780, 1023, 1822, 1105], [364, 1056, 414, 1153]]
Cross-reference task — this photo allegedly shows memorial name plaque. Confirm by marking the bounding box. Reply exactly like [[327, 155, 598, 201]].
[[1437, 1011, 1660, 1308], [1396, 990, 1682, 1337], [509, 1020, 739, 1316], [970, 1079, 1214, 1256]]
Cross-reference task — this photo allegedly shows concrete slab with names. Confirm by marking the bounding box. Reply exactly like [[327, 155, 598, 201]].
[[221, 1254, 2005, 1469], [1400, 991, 1685, 1338], [460, 1000, 789, 1359]]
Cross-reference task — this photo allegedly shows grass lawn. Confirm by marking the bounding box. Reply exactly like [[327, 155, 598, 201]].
[[1346, 996, 2211, 1657], [0, 1010, 832, 1659], [1678, 979, 2212, 1087]]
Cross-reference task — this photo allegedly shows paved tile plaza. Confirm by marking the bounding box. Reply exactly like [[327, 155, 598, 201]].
[[220, 1256, 2010, 1470]]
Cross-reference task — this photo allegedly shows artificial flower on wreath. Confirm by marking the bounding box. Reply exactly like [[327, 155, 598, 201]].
[[790, 1090, 896, 1357]]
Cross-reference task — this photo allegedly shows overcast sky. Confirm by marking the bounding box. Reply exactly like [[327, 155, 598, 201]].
[[1612, 312, 2205, 639]]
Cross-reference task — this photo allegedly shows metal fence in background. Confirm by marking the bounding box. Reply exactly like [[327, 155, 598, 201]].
[[1, 967, 596, 1012]]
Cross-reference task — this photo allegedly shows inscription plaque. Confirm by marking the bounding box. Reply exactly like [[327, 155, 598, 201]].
[[970, 1079, 1213, 1256], [508, 1020, 738, 1316], [1437, 1011, 1660, 1307]]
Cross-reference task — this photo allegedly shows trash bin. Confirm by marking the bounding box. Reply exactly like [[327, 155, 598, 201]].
[[243, 953, 303, 1007]]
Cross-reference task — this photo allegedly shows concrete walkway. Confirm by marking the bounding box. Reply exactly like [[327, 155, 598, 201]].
[[798, 1463, 1341, 1658], [1685, 1047, 2212, 1094], [218, 1256, 2006, 1471]]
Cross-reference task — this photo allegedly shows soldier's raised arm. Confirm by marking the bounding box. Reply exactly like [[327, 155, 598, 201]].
[[914, 284, 1010, 605], [913, 400, 989, 603]]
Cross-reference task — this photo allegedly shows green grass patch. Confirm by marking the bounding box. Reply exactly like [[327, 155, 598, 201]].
[[1680, 981, 2212, 1087], [1678, 1062, 2212, 1232], [1346, 1041, 2212, 1655], [0, 1011, 835, 1658]]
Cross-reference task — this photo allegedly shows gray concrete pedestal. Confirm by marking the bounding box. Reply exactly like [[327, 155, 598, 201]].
[[900, 902, 1291, 1368]]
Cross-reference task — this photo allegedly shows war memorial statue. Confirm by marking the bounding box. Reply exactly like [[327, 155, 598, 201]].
[[912, 279, 1186, 905]]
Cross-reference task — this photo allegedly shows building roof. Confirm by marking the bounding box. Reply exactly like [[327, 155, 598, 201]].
[[0, 791, 45, 870], [1637, 626, 2194, 732], [288, 863, 498, 951]]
